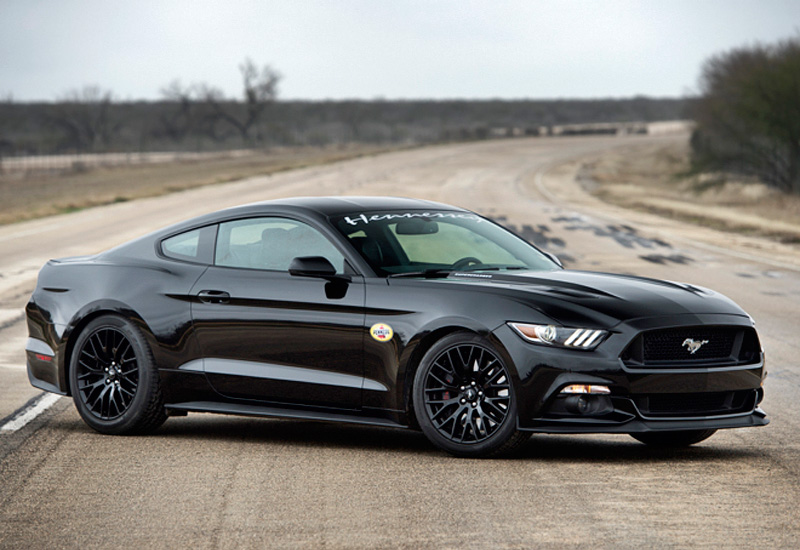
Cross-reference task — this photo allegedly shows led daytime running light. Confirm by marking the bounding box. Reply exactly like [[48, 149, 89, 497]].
[[508, 323, 608, 350]]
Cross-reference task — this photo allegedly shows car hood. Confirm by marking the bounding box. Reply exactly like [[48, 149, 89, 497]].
[[443, 269, 748, 328]]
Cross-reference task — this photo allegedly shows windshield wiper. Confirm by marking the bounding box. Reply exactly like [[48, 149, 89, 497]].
[[387, 265, 530, 278], [456, 265, 531, 272], [457, 265, 529, 272], [387, 268, 454, 279]]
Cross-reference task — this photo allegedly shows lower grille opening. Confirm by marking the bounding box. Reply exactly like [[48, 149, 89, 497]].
[[633, 390, 756, 417]]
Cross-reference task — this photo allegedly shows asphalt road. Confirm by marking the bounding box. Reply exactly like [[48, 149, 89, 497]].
[[1, 135, 798, 549]]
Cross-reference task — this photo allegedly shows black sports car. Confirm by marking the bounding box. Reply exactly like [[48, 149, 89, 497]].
[[25, 197, 768, 457]]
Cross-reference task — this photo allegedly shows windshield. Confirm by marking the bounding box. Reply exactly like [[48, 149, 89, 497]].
[[333, 210, 559, 276]]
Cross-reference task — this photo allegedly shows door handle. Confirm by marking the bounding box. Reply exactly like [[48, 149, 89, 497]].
[[197, 290, 231, 304]]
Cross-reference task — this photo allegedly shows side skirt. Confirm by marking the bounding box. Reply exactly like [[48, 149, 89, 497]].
[[166, 400, 408, 429]]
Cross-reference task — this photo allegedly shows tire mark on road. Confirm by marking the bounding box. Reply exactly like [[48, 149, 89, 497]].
[[207, 435, 247, 550], [0, 402, 74, 508]]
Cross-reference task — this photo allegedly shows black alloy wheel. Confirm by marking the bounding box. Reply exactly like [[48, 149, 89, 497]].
[[423, 344, 510, 443], [70, 315, 167, 434], [413, 332, 530, 457], [76, 326, 138, 420]]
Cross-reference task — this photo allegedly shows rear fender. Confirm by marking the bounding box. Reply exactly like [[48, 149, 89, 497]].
[[59, 300, 151, 395]]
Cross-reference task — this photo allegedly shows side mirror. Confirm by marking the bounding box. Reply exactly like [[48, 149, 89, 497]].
[[289, 256, 344, 280]]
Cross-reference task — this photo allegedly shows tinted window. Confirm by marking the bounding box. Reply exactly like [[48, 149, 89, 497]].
[[391, 222, 520, 265], [334, 210, 558, 276], [161, 226, 215, 264], [215, 217, 346, 273]]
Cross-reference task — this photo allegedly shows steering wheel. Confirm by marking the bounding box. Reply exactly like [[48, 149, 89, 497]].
[[451, 256, 482, 270]]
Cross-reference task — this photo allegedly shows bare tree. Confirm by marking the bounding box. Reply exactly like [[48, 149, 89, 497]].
[[157, 80, 195, 142], [46, 86, 116, 151], [191, 83, 230, 142], [200, 58, 281, 142]]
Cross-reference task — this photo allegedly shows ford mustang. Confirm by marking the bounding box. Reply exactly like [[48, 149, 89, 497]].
[[25, 197, 768, 457]]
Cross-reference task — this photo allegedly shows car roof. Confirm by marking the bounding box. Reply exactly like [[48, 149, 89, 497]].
[[103, 196, 471, 264], [139, 196, 468, 242], [232, 196, 465, 217]]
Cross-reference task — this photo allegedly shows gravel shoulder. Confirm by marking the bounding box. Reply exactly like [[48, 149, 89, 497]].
[[0, 144, 403, 225], [535, 134, 800, 272], [571, 136, 800, 243]]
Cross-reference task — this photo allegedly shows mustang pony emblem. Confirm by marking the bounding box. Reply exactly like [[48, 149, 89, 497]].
[[682, 338, 709, 354]]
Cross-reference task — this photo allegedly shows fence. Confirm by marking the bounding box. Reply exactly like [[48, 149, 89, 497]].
[[0, 149, 256, 175]]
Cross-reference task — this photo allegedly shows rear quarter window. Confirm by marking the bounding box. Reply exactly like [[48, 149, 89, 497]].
[[160, 225, 216, 264]]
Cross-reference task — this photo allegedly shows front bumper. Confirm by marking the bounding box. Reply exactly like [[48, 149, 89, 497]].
[[494, 315, 769, 434], [520, 396, 768, 433]]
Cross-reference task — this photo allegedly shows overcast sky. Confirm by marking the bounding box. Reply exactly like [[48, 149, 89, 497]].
[[1, 0, 799, 102]]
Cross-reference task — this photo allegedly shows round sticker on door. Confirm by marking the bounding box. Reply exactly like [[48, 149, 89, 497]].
[[370, 323, 394, 342]]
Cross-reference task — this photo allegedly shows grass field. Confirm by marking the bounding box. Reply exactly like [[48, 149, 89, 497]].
[[0, 144, 402, 225]]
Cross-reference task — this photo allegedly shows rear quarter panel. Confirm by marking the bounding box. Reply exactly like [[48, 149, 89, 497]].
[[27, 254, 208, 394]]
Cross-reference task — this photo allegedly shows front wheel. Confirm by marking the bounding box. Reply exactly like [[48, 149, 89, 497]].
[[413, 332, 530, 457], [630, 429, 717, 447], [69, 315, 167, 435]]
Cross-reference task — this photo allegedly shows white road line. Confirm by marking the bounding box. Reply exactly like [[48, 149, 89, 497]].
[[0, 393, 61, 433]]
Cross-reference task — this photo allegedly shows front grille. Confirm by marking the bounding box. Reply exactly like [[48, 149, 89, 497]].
[[621, 326, 761, 367], [633, 390, 755, 417], [644, 327, 736, 362]]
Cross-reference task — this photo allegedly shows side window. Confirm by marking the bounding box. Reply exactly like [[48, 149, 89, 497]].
[[161, 226, 215, 264], [215, 217, 346, 273]]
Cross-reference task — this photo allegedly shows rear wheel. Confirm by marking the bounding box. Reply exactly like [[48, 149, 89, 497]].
[[69, 315, 167, 434], [413, 332, 530, 457], [630, 429, 717, 447]]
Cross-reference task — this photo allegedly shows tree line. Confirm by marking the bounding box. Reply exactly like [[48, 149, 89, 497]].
[[691, 36, 800, 194], [0, 58, 686, 156]]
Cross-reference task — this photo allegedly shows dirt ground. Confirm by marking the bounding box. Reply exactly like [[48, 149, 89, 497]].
[[5, 135, 799, 246], [579, 138, 800, 243], [1, 135, 799, 548], [0, 144, 402, 225]]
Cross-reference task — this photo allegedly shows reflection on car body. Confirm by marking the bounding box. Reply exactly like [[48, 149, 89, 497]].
[[25, 197, 767, 457]]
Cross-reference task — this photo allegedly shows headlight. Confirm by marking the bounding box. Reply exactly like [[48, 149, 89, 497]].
[[508, 322, 609, 350]]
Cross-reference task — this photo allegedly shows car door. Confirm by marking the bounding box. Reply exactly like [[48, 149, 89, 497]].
[[190, 216, 366, 409]]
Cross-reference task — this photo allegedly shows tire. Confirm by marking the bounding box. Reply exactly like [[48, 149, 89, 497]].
[[413, 332, 530, 458], [69, 315, 167, 435], [630, 429, 717, 447]]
